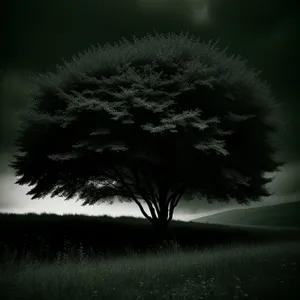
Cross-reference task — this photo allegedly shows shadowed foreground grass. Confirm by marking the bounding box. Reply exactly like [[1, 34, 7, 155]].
[[2, 212, 300, 263], [1, 240, 300, 300]]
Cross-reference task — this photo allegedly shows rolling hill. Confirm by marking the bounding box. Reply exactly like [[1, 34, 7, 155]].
[[191, 201, 300, 228]]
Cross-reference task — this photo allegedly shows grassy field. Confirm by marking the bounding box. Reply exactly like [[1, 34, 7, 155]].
[[1, 240, 300, 300], [1, 212, 300, 299], [192, 201, 300, 228], [1, 212, 300, 263]]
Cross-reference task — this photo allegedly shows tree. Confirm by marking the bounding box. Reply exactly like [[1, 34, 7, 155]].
[[11, 32, 284, 241]]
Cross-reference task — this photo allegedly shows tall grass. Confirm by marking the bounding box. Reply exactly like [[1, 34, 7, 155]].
[[1, 240, 299, 300], [2, 212, 300, 264]]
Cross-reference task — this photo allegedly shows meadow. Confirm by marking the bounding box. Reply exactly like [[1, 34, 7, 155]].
[[1, 212, 300, 299]]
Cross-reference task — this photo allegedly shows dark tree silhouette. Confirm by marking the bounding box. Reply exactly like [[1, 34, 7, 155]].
[[11, 32, 284, 240]]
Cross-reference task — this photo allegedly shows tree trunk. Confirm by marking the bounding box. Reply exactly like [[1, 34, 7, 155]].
[[151, 218, 169, 248]]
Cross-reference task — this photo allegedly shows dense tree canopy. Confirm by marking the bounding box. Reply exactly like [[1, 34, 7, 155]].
[[10, 32, 283, 233]]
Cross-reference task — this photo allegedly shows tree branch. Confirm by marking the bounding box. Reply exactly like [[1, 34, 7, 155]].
[[141, 169, 162, 217], [143, 170, 159, 202], [157, 182, 169, 221], [130, 167, 158, 219], [167, 186, 186, 222], [107, 160, 153, 222]]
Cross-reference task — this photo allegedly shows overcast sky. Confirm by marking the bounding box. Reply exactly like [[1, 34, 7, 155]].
[[0, 0, 299, 221]]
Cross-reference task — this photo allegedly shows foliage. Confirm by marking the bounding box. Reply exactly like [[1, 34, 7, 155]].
[[10, 32, 284, 227]]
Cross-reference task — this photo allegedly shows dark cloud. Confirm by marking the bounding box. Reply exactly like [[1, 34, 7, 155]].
[[1, 0, 299, 213], [0, 70, 34, 156]]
